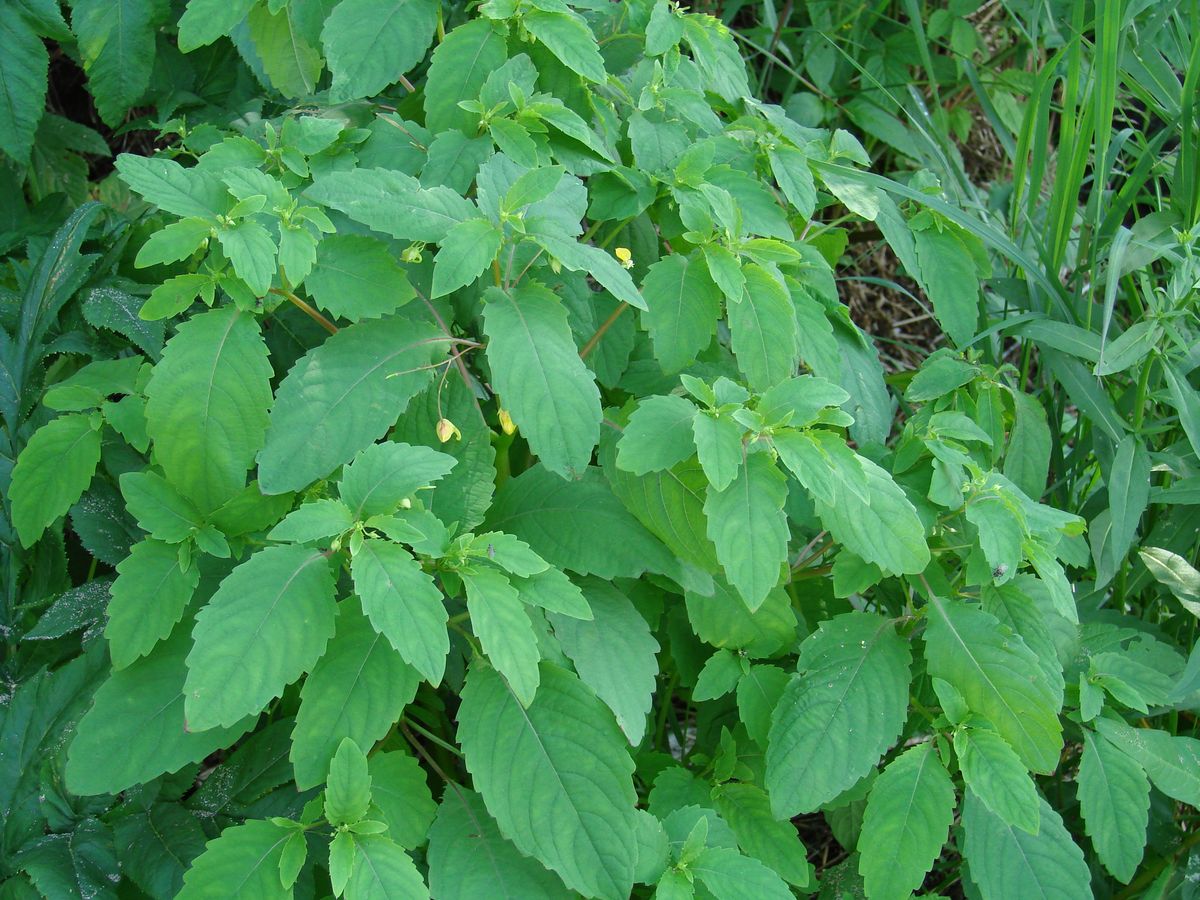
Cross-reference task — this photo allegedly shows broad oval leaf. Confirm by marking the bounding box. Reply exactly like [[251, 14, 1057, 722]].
[[458, 663, 639, 900], [176, 820, 294, 900], [11, 412, 102, 547], [766, 611, 911, 817], [184, 546, 337, 731], [1078, 729, 1149, 883]]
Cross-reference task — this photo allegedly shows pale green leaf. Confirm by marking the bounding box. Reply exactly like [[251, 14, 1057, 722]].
[[690, 847, 793, 900], [105, 540, 200, 670], [1094, 718, 1200, 807], [549, 579, 659, 744], [814, 455, 930, 575], [482, 284, 601, 479], [116, 153, 229, 219], [327, 738, 373, 826], [11, 412, 101, 547], [345, 835, 430, 900], [324, 0, 438, 102], [306, 168, 477, 242], [368, 752, 437, 849], [857, 744, 955, 900], [340, 441, 457, 519], [512, 566, 593, 619], [66, 628, 252, 796], [177, 0, 255, 51], [268, 498, 355, 543], [1078, 729, 1148, 883], [912, 225, 978, 346], [961, 792, 1090, 900], [924, 597, 1062, 773], [531, 232, 647, 310], [458, 663, 639, 899], [704, 453, 788, 611], [350, 538, 449, 685], [766, 611, 911, 817], [291, 597, 419, 789], [247, 1, 322, 98], [523, 9, 606, 83], [616, 393, 698, 475], [692, 412, 743, 491], [305, 234, 415, 322], [0, 12, 48, 161], [432, 218, 501, 298], [423, 19, 508, 135], [640, 253, 722, 373], [257, 315, 443, 493], [954, 727, 1040, 834], [427, 785, 572, 899], [728, 264, 799, 392], [184, 546, 337, 730], [176, 820, 293, 900], [463, 567, 541, 705], [712, 784, 810, 888], [145, 308, 272, 513], [71, 0, 158, 125], [119, 470, 202, 543]]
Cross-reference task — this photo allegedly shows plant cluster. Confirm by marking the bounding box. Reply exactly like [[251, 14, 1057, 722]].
[[1, 0, 1198, 898]]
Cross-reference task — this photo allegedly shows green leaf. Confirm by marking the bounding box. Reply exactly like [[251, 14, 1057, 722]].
[[427, 786, 573, 899], [291, 596, 418, 789], [176, 820, 293, 900], [737, 665, 789, 748], [857, 744, 955, 900], [728, 265, 799, 392], [0, 11, 47, 161], [268, 498, 355, 543], [814, 455, 930, 575], [513, 566, 593, 619], [306, 234, 415, 322], [340, 441, 456, 520], [323, 0, 437, 101], [965, 495, 1024, 583], [463, 567, 541, 706], [704, 453, 788, 611], [345, 835, 430, 899], [177, 0, 255, 51], [257, 315, 443, 493], [114, 805, 208, 899], [767, 146, 816, 219], [961, 792, 1090, 900], [912, 225, 978, 346], [433, 218, 501, 298], [66, 628, 251, 796], [423, 19, 508, 135], [119, 470, 202, 542], [1078, 729, 1148, 883], [1003, 390, 1051, 498], [923, 597, 1062, 774], [83, 286, 165, 358], [71, 0, 158, 125], [530, 232, 647, 310], [523, 9, 606, 83], [368, 752, 437, 849], [712, 784, 810, 887], [482, 284, 601, 480], [640, 253, 722, 373], [549, 579, 659, 744], [1139, 546, 1200, 616], [10, 412, 101, 547], [616, 393, 698, 475], [327, 738, 373, 825], [247, 1, 322, 98], [184, 546, 337, 730], [766, 611, 911, 817], [1100, 435, 1151, 579], [693, 649, 743, 702], [115, 153, 229, 219], [906, 352, 978, 403], [458, 663, 639, 899], [692, 413, 743, 491], [306, 169, 477, 242], [217, 220, 277, 296], [686, 579, 796, 659], [351, 538, 449, 684], [1094, 718, 1200, 807], [105, 540, 200, 670], [954, 727, 1040, 834], [690, 847, 793, 900], [145, 308, 272, 513]]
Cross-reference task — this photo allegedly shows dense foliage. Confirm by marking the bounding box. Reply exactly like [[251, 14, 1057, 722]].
[[1, 0, 1198, 897]]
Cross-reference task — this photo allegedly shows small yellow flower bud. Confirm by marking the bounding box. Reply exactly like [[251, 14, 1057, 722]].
[[401, 244, 424, 264], [498, 408, 516, 435], [615, 246, 633, 269], [436, 417, 461, 443], [549, 257, 562, 274]]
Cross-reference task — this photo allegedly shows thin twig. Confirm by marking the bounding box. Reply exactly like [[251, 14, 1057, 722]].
[[579, 301, 629, 360], [269, 287, 338, 334]]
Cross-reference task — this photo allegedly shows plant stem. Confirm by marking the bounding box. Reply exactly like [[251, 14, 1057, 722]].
[[269, 287, 338, 335], [579, 301, 628, 360]]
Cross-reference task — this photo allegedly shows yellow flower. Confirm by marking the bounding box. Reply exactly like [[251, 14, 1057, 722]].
[[615, 246, 633, 269], [436, 417, 461, 443], [498, 408, 516, 435]]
